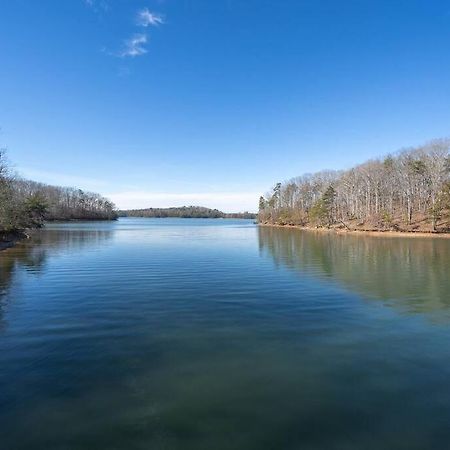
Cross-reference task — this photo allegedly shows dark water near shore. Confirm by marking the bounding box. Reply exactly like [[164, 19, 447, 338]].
[[1, 218, 450, 450]]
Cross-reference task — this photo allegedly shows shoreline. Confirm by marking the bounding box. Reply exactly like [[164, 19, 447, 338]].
[[119, 216, 257, 220], [1, 218, 118, 251], [258, 223, 450, 238], [45, 217, 118, 223], [0, 230, 30, 251]]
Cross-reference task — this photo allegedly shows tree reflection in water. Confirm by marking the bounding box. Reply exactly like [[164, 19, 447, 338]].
[[0, 228, 113, 323], [258, 226, 450, 317]]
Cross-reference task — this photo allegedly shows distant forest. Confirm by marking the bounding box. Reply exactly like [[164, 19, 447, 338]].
[[0, 150, 117, 236], [259, 139, 450, 233], [120, 206, 256, 219]]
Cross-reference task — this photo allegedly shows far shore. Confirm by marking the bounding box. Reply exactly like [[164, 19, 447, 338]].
[[258, 222, 450, 238]]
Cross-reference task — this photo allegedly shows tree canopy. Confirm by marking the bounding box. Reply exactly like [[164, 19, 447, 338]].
[[259, 139, 450, 232], [120, 206, 256, 219], [0, 150, 117, 234]]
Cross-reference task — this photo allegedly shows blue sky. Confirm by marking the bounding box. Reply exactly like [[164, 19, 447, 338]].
[[1, 0, 450, 212]]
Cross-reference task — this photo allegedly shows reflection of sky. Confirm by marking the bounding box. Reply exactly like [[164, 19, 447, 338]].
[[2, 219, 450, 449]]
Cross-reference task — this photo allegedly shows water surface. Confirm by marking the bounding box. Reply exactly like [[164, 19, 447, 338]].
[[1, 218, 450, 449]]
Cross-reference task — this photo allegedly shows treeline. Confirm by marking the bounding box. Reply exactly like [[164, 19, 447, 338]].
[[15, 179, 117, 221], [122, 206, 224, 218], [0, 150, 117, 234], [120, 206, 256, 219], [259, 139, 450, 232]]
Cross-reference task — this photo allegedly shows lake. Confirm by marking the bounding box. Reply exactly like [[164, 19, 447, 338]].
[[1, 218, 450, 449]]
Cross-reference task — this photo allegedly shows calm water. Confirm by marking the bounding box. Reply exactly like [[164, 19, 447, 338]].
[[1, 218, 450, 450]]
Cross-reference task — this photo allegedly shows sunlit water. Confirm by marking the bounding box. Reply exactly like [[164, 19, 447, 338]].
[[1, 218, 450, 449]]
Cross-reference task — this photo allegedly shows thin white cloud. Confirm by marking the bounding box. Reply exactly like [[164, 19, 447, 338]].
[[84, 0, 109, 12], [137, 8, 164, 27], [117, 66, 132, 77], [106, 191, 259, 213], [119, 34, 148, 57]]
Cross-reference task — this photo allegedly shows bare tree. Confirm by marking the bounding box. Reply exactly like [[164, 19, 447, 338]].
[[259, 139, 450, 232]]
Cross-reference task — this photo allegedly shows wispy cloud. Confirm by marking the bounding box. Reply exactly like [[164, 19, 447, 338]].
[[117, 66, 132, 77], [118, 34, 148, 57], [84, 0, 109, 13], [137, 8, 165, 27], [84, 4, 165, 60]]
